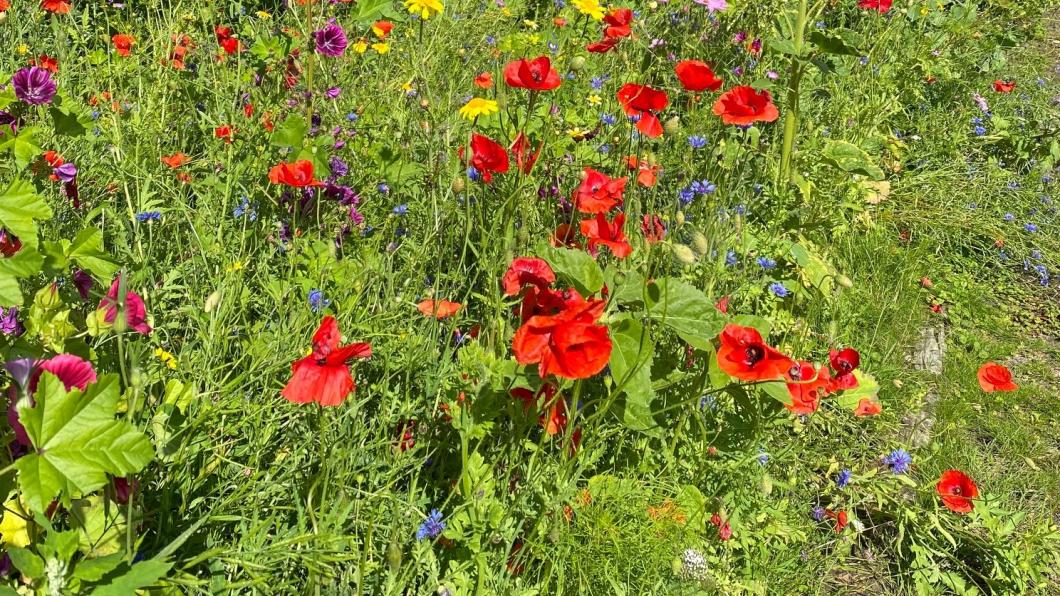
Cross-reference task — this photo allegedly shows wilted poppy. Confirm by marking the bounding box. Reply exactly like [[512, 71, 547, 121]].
[[573, 167, 627, 214], [579, 213, 632, 259], [268, 160, 323, 187], [41, 0, 71, 14], [785, 361, 830, 415], [474, 71, 494, 89], [976, 362, 1017, 392], [550, 223, 581, 249], [857, 0, 892, 12], [716, 324, 793, 382], [112, 34, 135, 57], [617, 83, 669, 137], [641, 214, 665, 244], [502, 257, 556, 297], [675, 60, 723, 92], [503, 56, 562, 91], [713, 86, 779, 125], [586, 37, 620, 54], [854, 398, 882, 416], [161, 152, 190, 168], [99, 277, 152, 335], [510, 132, 543, 175], [281, 316, 372, 406], [466, 133, 509, 182], [936, 469, 978, 513], [992, 80, 1015, 93], [417, 299, 462, 319]]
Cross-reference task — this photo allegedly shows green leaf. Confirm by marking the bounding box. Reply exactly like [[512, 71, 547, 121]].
[[50, 105, 94, 138], [608, 317, 656, 432], [808, 28, 864, 56], [353, 0, 402, 22], [788, 242, 836, 293], [89, 559, 172, 596], [540, 245, 605, 295], [731, 314, 771, 338], [7, 546, 44, 579], [822, 141, 885, 181], [67, 228, 119, 279], [16, 374, 155, 513], [72, 553, 125, 582], [835, 370, 880, 410], [644, 278, 724, 350], [0, 247, 45, 304], [0, 178, 53, 249], [269, 114, 307, 150], [758, 381, 792, 405], [0, 127, 43, 169]]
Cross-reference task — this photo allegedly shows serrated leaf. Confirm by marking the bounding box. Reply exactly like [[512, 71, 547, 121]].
[[67, 228, 119, 279], [822, 141, 885, 181], [0, 127, 43, 169], [643, 278, 724, 350], [269, 114, 307, 150], [835, 370, 880, 409], [89, 559, 172, 596], [16, 374, 154, 513], [0, 179, 52, 249], [540, 245, 605, 295], [608, 316, 655, 432]]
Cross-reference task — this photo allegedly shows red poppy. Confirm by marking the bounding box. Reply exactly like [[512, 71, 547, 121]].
[[857, 0, 893, 12], [161, 152, 190, 168], [510, 132, 543, 175], [828, 347, 860, 390], [550, 223, 581, 249], [573, 168, 627, 214], [616, 83, 669, 138], [467, 133, 509, 183], [936, 470, 979, 513], [98, 277, 152, 335], [268, 160, 322, 187], [854, 398, 882, 416], [474, 72, 494, 89], [675, 60, 723, 92], [825, 509, 849, 533], [715, 295, 729, 314], [586, 37, 620, 54], [625, 155, 660, 187], [502, 257, 556, 297], [281, 316, 372, 406], [713, 86, 780, 126], [641, 214, 665, 244], [512, 292, 612, 380], [510, 384, 569, 435], [417, 299, 462, 319], [718, 522, 732, 540], [216, 25, 242, 54], [785, 361, 830, 415], [992, 80, 1016, 93], [503, 56, 561, 91], [41, 0, 70, 14], [243, 103, 254, 118], [716, 324, 793, 382], [976, 362, 1018, 392], [0, 0, 9, 11], [603, 8, 633, 38], [394, 419, 416, 451], [33, 55, 59, 73], [579, 213, 632, 259], [112, 34, 135, 57], [215, 125, 234, 143]]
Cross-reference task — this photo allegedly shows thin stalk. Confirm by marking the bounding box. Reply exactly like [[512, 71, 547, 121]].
[[777, 0, 810, 189]]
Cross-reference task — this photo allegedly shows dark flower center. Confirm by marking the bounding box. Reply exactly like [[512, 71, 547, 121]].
[[952, 486, 962, 495], [744, 345, 764, 367]]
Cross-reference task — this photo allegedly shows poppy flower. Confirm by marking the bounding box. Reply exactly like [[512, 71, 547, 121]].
[[216, 26, 242, 55], [509, 132, 543, 175], [215, 125, 234, 143], [268, 160, 323, 187], [371, 20, 394, 39], [512, 292, 612, 380], [977, 362, 1018, 392], [675, 60, 723, 92], [573, 168, 627, 214], [161, 152, 190, 168], [616, 83, 669, 137], [718, 522, 732, 540], [641, 214, 665, 244], [992, 80, 1016, 93], [854, 398, 882, 416], [785, 361, 830, 415], [936, 470, 979, 513], [112, 34, 135, 57], [715, 295, 729, 314], [603, 7, 633, 38], [713, 86, 779, 125], [857, 0, 892, 12], [825, 509, 849, 533], [829, 347, 860, 390], [550, 223, 581, 249], [417, 299, 462, 319], [625, 155, 660, 187], [502, 257, 556, 297], [281, 316, 372, 406], [510, 384, 571, 435], [467, 133, 509, 183], [586, 37, 620, 53], [474, 72, 494, 88], [41, 0, 71, 14], [579, 213, 632, 259], [716, 324, 793, 382], [503, 56, 562, 91], [33, 55, 59, 73], [98, 277, 152, 335]]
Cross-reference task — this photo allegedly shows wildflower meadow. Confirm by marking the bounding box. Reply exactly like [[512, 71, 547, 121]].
[[1, 0, 1059, 593]]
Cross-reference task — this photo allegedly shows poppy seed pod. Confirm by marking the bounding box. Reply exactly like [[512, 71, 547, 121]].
[[451, 177, 466, 193], [691, 231, 709, 256], [837, 274, 853, 288], [570, 56, 586, 71], [675, 211, 685, 226], [672, 243, 697, 264], [663, 116, 681, 135]]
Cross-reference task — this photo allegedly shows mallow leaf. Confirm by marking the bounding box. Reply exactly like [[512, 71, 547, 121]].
[[16, 373, 154, 513]]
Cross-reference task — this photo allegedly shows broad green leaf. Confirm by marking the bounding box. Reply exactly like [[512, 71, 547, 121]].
[[16, 374, 154, 513], [0, 247, 45, 304], [353, 0, 402, 23], [70, 496, 128, 557], [789, 242, 836, 293], [67, 228, 119, 279], [808, 28, 865, 56], [89, 559, 172, 596], [731, 314, 771, 338], [0, 127, 43, 169], [7, 546, 44, 579], [0, 178, 53, 248], [540, 245, 605, 295], [822, 141, 885, 181], [50, 104, 94, 138], [608, 316, 655, 432], [835, 370, 880, 409], [644, 278, 724, 350], [72, 553, 125, 582], [269, 114, 307, 150], [758, 381, 792, 405]]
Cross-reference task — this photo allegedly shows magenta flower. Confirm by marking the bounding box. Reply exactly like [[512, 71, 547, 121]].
[[99, 276, 152, 335], [314, 24, 348, 57], [12, 66, 57, 105]]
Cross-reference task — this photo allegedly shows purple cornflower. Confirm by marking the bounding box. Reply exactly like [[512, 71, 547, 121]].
[[811, 506, 825, 521], [417, 509, 446, 540], [314, 23, 348, 57], [329, 156, 349, 178], [325, 87, 342, 99], [12, 67, 57, 106]]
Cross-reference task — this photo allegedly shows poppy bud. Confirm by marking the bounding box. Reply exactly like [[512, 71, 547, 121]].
[[578, 169, 589, 181], [386, 536, 403, 571], [675, 211, 685, 226], [663, 116, 681, 135], [759, 474, 773, 496], [451, 177, 466, 193], [837, 274, 853, 289], [570, 56, 586, 71], [672, 244, 697, 265], [691, 231, 709, 256]]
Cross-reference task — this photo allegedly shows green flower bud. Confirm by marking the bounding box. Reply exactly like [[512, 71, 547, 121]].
[[672, 244, 697, 265]]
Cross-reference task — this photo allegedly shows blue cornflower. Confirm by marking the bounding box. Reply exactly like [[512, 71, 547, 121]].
[[548, 41, 559, 53], [308, 289, 330, 313], [688, 135, 707, 149], [725, 250, 738, 267], [811, 506, 826, 521], [378, 183, 390, 194], [768, 282, 789, 298], [393, 204, 408, 216], [553, 0, 565, 8], [699, 394, 717, 411], [597, 143, 610, 154], [1007, 181, 1021, 190], [1024, 223, 1039, 233], [1004, 213, 1015, 222], [691, 180, 716, 195], [467, 167, 481, 182], [590, 75, 609, 90], [233, 197, 257, 221], [136, 211, 161, 222], [836, 469, 852, 489], [600, 113, 616, 126], [859, 56, 869, 65], [756, 257, 776, 270], [678, 187, 696, 205], [974, 125, 987, 136], [884, 449, 912, 474], [416, 509, 446, 540], [1032, 250, 1042, 260], [346, 112, 359, 122], [757, 449, 769, 466]]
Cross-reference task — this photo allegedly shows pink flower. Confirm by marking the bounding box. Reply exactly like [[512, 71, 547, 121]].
[[99, 277, 152, 335]]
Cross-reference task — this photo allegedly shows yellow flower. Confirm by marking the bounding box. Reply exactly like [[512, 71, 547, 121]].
[[17, 44, 29, 55], [353, 40, 369, 54], [372, 42, 390, 54], [401, 81, 416, 93], [0, 499, 31, 548], [154, 347, 178, 370], [459, 97, 499, 120], [404, 0, 443, 20], [587, 93, 602, 106], [227, 261, 244, 272], [255, 10, 271, 19], [522, 19, 539, 30], [567, 126, 590, 139], [572, 0, 604, 20]]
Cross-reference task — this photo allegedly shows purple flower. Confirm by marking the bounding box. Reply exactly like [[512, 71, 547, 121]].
[[325, 87, 342, 99], [0, 307, 23, 337], [53, 162, 77, 183], [12, 67, 57, 106], [329, 156, 349, 178], [72, 269, 93, 300], [314, 24, 348, 57]]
